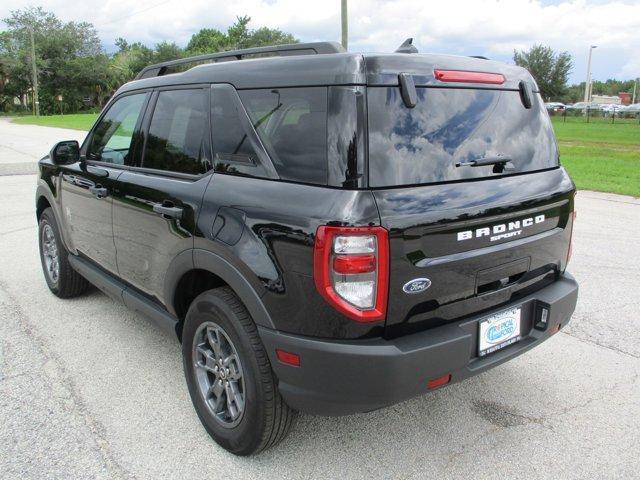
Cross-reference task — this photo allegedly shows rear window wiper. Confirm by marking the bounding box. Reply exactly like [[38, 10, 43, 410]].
[[456, 155, 515, 171]]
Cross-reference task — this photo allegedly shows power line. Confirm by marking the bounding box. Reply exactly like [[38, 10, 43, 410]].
[[96, 0, 173, 28]]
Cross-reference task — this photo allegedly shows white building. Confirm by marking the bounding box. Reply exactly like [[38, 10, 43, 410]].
[[591, 95, 621, 105]]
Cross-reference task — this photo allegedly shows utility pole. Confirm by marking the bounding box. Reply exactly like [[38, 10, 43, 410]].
[[29, 26, 40, 117], [341, 0, 348, 50], [583, 45, 597, 104]]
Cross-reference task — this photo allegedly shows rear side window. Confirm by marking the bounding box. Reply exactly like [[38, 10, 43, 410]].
[[239, 87, 328, 185], [211, 85, 277, 180], [143, 89, 209, 175], [367, 87, 558, 187]]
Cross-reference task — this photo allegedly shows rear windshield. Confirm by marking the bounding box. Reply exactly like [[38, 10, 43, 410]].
[[367, 87, 558, 187]]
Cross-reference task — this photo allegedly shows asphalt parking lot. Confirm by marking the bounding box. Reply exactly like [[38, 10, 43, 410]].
[[0, 120, 639, 479]]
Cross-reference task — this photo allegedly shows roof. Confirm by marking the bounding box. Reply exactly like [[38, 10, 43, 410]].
[[117, 49, 535, 95]]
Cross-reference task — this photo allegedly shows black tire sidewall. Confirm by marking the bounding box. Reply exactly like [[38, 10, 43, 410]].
[[182, 290, 270, 455]]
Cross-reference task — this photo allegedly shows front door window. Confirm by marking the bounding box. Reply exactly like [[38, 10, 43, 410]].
[[87, 93, 147, 165]]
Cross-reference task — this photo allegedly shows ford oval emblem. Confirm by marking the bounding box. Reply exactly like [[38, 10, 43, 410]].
[[403, 278, 431, 294]]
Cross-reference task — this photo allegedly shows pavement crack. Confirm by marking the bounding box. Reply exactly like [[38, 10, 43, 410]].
[[0, 280, 136, 479], [576, 301, 640, 317], [560, 330, 640, 359], [471, 399, 545, 428]]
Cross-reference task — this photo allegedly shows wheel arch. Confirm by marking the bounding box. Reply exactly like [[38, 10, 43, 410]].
[[35, 184, 74, 252], [165, 249, 275, 340], [36, 194, 51, 220]]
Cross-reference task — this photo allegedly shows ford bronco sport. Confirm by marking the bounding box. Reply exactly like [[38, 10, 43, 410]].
[[36, 40, 578, 455]]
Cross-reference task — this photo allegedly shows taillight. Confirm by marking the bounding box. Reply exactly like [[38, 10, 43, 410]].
[[314, 226, 389, 322], [434, 69, 505, 85]]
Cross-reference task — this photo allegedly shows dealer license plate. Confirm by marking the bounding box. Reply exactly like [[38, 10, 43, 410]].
[[478, 307, 522, 357]]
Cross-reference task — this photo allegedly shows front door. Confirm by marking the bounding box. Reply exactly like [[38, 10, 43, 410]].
[[113, 87, 211, 303], [59, 91, 149, 274]]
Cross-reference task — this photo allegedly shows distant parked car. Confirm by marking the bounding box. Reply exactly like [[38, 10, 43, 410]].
[[567, 102, 601, 111], [600, 104, 626, 113], [544, 102, 565, 112]]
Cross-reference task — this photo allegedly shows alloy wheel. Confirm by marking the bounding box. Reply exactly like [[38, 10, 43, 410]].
[[41, 224, 59, 285], [192, 321, 246, 428]]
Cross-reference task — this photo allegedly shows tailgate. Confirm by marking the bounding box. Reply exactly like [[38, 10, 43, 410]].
[[374, 169, 575, 337]]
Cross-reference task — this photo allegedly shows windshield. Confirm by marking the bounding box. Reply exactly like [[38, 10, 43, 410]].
[[367, 87, 558, 187]]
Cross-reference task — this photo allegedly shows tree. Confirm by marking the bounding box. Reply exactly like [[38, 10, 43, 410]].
[[185, 28, 228, 55], [246, 27, 297, 49], [514, 45, 572, 101], [0, 11, 300, 113], [109, 40, 182, 84], [154, 41, 183, 62], [1, 7, 111, 113], [185, 16, 297, 55]]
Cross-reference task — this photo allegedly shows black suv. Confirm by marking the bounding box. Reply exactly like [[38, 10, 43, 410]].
[[36, 40, 578, 455]]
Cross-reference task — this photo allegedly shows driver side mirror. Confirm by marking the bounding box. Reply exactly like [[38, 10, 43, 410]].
[[50, 140, 80, 165]]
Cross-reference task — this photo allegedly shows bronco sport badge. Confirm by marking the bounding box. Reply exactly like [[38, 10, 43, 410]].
[[457, 214, 546, 243]]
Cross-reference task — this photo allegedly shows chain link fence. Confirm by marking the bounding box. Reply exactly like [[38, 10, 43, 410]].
[[548, 107, 640, 125]]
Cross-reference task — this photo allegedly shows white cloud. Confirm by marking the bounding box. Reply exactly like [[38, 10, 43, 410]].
[[618, 56, 640, 79], [1, 0, 639, 82]]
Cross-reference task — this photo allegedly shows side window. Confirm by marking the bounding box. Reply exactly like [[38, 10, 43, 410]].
[[239, 87, 328, 185], [88, 93, 147, 165], [211, 85, 276, 179], [143, 89, 210, 175]]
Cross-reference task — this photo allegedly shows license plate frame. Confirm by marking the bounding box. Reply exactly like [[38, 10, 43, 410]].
[[478, 307, 522, 357]]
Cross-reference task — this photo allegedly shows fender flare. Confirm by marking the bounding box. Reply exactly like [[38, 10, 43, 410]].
[[35, 183, 72, 252], [163, 248, 275, 329]]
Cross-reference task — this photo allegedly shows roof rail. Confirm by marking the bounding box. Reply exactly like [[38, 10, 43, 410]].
[[134, 41, 345, 80]]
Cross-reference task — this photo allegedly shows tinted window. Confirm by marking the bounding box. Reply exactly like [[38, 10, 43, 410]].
[[88, 93, 147, 165], [211, 86, 276, 179], [143, 89, 209, 175], [240, 87, 328, 185], [368, 87, 558, 187]]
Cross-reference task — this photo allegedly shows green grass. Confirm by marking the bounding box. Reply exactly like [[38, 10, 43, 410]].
[[551, 117, 640, 197], [11, 113, 98, 130]]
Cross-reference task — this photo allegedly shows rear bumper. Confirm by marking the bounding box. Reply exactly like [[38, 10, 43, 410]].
[[259, 272, 578, 416]]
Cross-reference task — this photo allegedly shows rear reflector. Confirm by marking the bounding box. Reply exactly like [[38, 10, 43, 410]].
[[427, 374, 451, 390], [434, 69, 505, 85], [276, 349, 300, 367]]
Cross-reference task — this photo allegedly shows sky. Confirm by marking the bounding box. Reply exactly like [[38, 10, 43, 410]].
[[1, 0, 639, 84]]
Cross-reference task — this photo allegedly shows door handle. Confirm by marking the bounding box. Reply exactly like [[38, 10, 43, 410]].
[[153, 203, 183, 219], [89, 186, 108, 198]]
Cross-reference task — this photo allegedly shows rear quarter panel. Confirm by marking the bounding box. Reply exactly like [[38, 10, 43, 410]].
[[196, 174, 382, 339]]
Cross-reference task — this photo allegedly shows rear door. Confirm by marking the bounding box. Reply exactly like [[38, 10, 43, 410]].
[[366, 84, 575, 336], [112, 86, 212, 303]]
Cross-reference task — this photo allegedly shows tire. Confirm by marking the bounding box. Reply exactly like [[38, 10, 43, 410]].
[[38, 207, 89, 298], [182, 287, 296, 455]]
